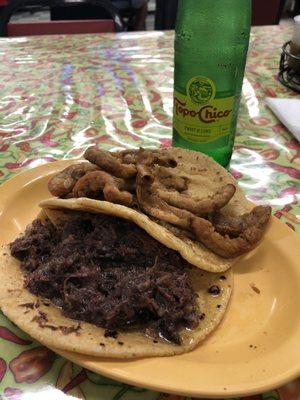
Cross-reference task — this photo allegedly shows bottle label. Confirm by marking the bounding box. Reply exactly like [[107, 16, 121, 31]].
[[173, 76, 234, 143]]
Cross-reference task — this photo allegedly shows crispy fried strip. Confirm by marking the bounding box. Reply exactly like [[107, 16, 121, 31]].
[[113, 148, 177, 168], [136, 164, 154, 182], [191, 206, 271, 258], [48, 163, 99, 197], [154, 153, 177, 168], [84, 147, 137, 179], [122, 178, 136, 193], [103, 185, 133, 206], [123, 153, 139, 164], [73, 171, 133, 206], [137, 149, 177, 168], [211, 208, 266, 237], [155, 184, 236, 217], [154, 166, 188, 192], [136, 165, 192, 230], [116, 149, 140, 165]]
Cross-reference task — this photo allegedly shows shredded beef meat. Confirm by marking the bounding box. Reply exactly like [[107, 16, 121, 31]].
[[10, 213, 200, 344]]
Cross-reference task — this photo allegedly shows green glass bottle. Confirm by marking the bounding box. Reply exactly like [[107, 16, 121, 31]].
[[172, 0, 251, 167]]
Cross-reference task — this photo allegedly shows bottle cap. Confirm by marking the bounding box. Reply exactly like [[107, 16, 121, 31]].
[[292, 15, 300, 46]]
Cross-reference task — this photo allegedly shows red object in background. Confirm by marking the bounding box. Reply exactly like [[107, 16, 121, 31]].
[[0, 0, 8, 5], [252, 0, 284, 25], [7, 19, 115, 36], [0, 326, 32, 345], [9, 347, 54, 384], [0, 357, 7, 382]]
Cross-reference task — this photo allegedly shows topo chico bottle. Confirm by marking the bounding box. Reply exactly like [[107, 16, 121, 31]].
[[172, 0, 251, 167]]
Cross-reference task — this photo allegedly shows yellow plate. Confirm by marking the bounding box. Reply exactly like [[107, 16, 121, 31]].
[[1, 161, 300, 399]]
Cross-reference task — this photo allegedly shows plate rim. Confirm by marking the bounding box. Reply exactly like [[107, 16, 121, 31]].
[[51, 346, 300, 399]]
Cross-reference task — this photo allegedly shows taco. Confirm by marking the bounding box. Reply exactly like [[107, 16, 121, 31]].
[[0, 208, 232, 358], [44, 146, 271, 272], [0, 146, 270, 358]]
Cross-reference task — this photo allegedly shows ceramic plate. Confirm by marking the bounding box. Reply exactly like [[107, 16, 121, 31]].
[[1, 161, 300, 399]]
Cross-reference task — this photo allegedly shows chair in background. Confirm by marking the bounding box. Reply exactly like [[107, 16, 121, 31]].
[[0, 0, 124, 36], [154, 0, 177, 30], [252, 0, 286, 25], [154, 0, 287, 30], [50, 0, 144, 31]]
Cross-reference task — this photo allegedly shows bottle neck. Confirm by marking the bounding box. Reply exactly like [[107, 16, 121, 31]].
[[175, 0, 251, 54], [176, 0, 251, 29]]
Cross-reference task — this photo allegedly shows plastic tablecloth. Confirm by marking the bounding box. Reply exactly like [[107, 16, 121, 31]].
[[0, 25, 299, 400]]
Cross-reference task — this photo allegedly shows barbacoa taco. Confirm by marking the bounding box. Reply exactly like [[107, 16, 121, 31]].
[[0, 146, 270, 358], [0, 207, 232, 358]]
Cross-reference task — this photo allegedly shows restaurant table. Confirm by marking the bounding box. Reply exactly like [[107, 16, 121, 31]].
[[0, 24, 299, 400]]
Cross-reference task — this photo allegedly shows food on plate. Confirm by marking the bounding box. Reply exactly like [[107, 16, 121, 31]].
[[191, 205, 271, 258], [0, 146, 271, 358], [47, 146, 271, 266], [73, 170, 133, 206], [0, 208, 232, 358], [84, 147, 137, 179], [154, 183, 236, 217], [48, 163, 99, 198]]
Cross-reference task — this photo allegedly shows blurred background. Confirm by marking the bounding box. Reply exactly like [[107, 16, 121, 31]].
[[0, 0, 300, 37]]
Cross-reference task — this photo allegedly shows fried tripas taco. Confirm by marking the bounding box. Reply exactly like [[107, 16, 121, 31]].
[[45, 146, 271, 272], [0, 208, 232, 358]]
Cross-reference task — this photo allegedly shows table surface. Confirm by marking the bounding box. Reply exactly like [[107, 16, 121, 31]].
[[0, 25, 299, 400]]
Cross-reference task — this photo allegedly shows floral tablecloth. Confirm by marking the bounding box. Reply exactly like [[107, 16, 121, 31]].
[[0, 25, 299, 400]]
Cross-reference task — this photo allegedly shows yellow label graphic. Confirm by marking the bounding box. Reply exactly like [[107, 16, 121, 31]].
[[173, 76, 234, 144]]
